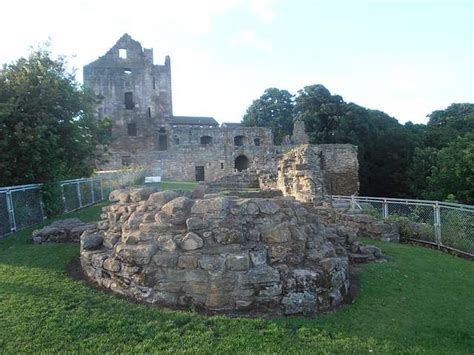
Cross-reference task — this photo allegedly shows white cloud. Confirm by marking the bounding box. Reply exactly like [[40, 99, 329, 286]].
[[230, 30, 273, 53], [248, 0, 276, 24]]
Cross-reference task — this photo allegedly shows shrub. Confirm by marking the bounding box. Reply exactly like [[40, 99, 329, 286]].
[[41, 182, 64, 217]]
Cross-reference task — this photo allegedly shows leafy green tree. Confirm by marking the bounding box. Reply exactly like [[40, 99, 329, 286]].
[[406, 103, 474, 202], [242, 88, 294, 144], [425, 133, 474, 204], [294, 84, 421, 197], [0, 46, 109, 186], [425, 103, 474, 149], [407, 147, 438, 198], [294, 84, 345, 143]]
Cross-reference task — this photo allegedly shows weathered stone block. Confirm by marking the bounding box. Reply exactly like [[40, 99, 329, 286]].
[[81, 230, 104, 250], [180, 232, 204, 250], [226, 253, 250, 271], [257, 200, 280, 214], [259, 284, 282, 297], [148, 190, 181, 206], [250, 249, 267, 266], [152, 252, 178, 267], [281, 291, 316, 315], [198, 255, 225, 273], [130, 187, 160, 202], [191, 197, 229, 215], [116, 243, 158, 265], [156, 235, 177, 252], [213, 228, 243, 245], [103, 257, 121, 272], [178, 255, 198, 269], [247, 265, 280, 285], [186, 217, 208, 231], [261, 222, 291, 243], [161, 196, 193, 215]]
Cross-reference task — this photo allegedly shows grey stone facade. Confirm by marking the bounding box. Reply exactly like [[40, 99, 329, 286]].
[[84, 34, 173, 158]]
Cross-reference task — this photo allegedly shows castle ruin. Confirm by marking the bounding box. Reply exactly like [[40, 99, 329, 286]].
[[84, 34, 359, 195]]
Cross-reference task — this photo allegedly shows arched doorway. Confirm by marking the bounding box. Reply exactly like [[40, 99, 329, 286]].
[[235, 155, 249, 172]]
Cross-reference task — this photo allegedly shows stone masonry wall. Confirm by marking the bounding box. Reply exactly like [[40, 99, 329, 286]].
[[84, 34, 173, 157], [316, 144, 359, 196], [277, 145, 327, 203], [275, 144, 359, 201], [81, 187, 382, 315]]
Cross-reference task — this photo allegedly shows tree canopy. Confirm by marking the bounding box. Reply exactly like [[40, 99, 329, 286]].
[[242, 88, 294, 144], [242, 86, 474, 203], [293, 85, 420, 197], [0, 46, 109, 186], [408, 103, 474, 203]]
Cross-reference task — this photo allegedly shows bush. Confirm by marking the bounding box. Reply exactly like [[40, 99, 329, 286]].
[[389, 215, 435, 243], [41, 182, 64, 217]]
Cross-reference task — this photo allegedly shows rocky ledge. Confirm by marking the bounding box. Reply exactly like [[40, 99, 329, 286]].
[[81, 187, 384, 315]]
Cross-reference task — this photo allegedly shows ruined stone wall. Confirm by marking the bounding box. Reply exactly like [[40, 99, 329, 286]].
[[81, 187, 382, 315], [101, 128, 278, 181], [84, 34, 173, 159], [291, 120, 310, 144], [84, 35, 360, 189], [315, 145, 359, 195], [275, 144, 359, 201], [277, 145, 327, 203], [171, 126, 273, 147]]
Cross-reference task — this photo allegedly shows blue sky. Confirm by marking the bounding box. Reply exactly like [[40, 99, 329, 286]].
[[1, 0, 473, 124]]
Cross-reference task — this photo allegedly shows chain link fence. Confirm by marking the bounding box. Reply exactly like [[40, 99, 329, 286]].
[[332, 195, 474, 257], [0, 171, 146, 237]]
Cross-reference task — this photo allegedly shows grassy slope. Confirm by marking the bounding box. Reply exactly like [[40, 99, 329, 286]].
[[0, 183, 473, 353]]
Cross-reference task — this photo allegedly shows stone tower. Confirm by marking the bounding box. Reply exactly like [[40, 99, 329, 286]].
[[83, 34, 173, 166]]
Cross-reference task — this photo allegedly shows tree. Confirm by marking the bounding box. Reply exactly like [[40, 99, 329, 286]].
[[406, 103, 474, 202], [242, 88, 294, 144], [425, 133, 474, 204], [294, 84, 345, 143], [294, 84, 421, 197], [0, 46, 109, 186]]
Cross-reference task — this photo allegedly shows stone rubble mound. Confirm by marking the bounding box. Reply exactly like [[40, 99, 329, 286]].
[[32, 218, 96, 244], [80, 187, 384, 315]]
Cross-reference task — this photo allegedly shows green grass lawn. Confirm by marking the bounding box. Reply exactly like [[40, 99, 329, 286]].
[[0, 183, 473, 353]]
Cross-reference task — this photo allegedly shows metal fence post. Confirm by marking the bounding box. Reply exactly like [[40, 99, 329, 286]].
[[90, 178, 95, 203], [77, 180, 83, 208], [60, 183, 67, 213], [100, 176, 104, 201], [38, 189, 47, 220], [350, 195, 356, 210], [434, 202, 441, 249], [6, 190, 17, 233], [383, 199, 389, 219]]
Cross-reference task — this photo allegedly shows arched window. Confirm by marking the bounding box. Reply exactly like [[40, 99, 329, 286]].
[[235, 155, 249, 171], [200, 136, 213, 145], [234, 135, 245, 146]]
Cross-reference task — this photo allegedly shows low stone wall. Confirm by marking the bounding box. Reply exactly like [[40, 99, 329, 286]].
[[32, 218, 95, 244], [81, 187, 383, 315], [334, 212, 400, 242]]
